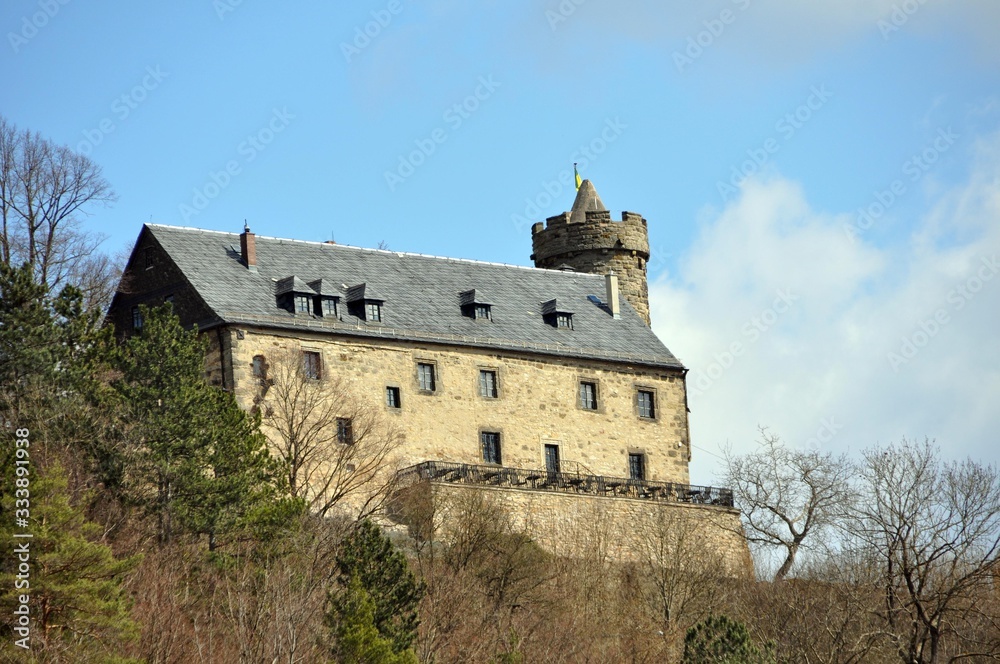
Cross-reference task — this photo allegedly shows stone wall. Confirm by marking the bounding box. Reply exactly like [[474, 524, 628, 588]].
[[391, 481, 752, 572], [531, 211, 651, 325], [225, 325, 691, 484]]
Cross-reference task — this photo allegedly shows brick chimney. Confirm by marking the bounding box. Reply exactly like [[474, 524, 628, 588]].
[[240, 222, 257, 272]]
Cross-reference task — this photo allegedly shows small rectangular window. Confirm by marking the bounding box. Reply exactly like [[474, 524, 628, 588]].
[[366, 302, 382, 322], [579, 381, 597, 410], [323, 298, 337, 316], [417, 362, 436, 392], [131, 306, 143, 332], [474, 304, 491, 320], [295, 295, 311, 313], [637, 390, 655, 419], [479, 370, 498, 398], [628, 453, 645, 480], [386, 386, 401, 409], [481, 431, 501, 465], [556, 313, 573, 329], [164, 294, 174, 306], [252, 355, 267, 379], [144, 247, 156, 269], [337, 418, 354, 445], [303, 351, 322, 380]]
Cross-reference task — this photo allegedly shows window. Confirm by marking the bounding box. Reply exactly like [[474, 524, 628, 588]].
[[366, 302, 382, 322], [544, 444, 560, 474], [479, 369, 498, 398], [322, 298, 337, 316], [144, 247, 156, 269], [628, 453, 646, 480], [252, 355, 267, 379], [481, 431, 501, 465], [386, 386, 401, 409], [164, 294, 174, 306], [417, 362, 436, 391], [474, 304, 491, 320], [295, 295, 311, 313], [131, 306, 143, 332], [556, 313, 573, 329], [579, 381, 597, 410], [637, 390, 655, 419], [337, 418, 354, 445], [303, 351, 321, 380]]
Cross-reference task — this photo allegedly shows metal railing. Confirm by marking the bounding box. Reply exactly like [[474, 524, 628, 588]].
[[396, 460, 734, 508]]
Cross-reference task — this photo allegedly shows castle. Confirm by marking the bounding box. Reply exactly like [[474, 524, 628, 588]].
[[108, 180, 750, 567]]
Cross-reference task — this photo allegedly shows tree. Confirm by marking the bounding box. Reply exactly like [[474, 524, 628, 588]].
[[328, 575, 419, 664], [256, 348, 403, 519], [682, 615, 774, 664], [0, 116, 118, 310], [328, 519, 424, 655], [724, 427, 852, 580], [111, 304, 296, 549], [847, 438, 1000, 663]]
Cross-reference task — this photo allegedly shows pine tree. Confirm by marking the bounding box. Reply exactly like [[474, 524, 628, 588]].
[[329, 520, 425, 654], [682, 615, 774, 664], [327, 575, 419, 664]]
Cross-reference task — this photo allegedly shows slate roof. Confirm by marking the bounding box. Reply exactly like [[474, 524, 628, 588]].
[[143, 224, 684, 370]]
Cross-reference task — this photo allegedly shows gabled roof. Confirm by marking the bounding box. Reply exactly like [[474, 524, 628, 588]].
[[275, 276, 316, 296], [139, 224, 684, 370], [346, 282, 387, 303]]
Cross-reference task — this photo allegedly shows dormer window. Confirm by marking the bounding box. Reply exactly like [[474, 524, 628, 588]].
[[542, 299, 574, 329], [346, 283, 387, 323], [276, 276, 319, 315], [308, 280, 342, 319], [459, 289, 494, 321]]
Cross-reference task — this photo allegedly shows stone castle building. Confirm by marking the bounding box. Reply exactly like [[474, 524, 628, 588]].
[[108, 180, 749, 568]]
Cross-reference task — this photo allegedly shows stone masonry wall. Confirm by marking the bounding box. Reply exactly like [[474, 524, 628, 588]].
[[394, 481, 751, 572], [531, 211, 651, 325], [225, 326, 691, 484]]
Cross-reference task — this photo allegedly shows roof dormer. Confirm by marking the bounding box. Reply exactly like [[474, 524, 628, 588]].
[[346, 283, 387, 322], [276, 276, 318, 315], [308, 279, 342, 318], [541, 298, 574, 329], [459, 289, 494, 320]]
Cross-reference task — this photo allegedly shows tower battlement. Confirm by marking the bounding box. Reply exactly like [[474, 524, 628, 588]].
[[530, 180, 651, 325]]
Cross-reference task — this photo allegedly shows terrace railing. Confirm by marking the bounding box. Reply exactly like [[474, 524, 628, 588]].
[[396, 460, 734, 508]]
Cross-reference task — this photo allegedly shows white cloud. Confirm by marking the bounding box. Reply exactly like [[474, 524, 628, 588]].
[[651, 132, 1000, 484]]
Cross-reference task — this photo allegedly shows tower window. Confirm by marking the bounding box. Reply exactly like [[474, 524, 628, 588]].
[[628, 453, 646, 480], [579, 381, 597, 410], [417, 362, 436, 392], [479, 370, 498, 398], [637, 390, 655, 419], [481, 431, 501, 465], [386, 386, 401, 409], [303, 351, 322, 380], [337, 418, 354, 445]]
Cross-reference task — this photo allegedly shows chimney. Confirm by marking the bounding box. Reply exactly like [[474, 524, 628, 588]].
[[605, 273, 620, 319], [240, 222, 257, 272]]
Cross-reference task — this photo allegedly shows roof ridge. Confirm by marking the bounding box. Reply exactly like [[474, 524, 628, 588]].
[[147, 223, 605, 279]]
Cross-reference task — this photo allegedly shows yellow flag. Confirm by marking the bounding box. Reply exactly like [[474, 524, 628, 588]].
[[574, 163, 582, 191]]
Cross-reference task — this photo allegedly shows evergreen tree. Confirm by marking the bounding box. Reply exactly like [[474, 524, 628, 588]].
[[327, 575, 419, 664], [682, 615, 774, 664], [329, 520, 425, 654], [0, 461, 140, 661]]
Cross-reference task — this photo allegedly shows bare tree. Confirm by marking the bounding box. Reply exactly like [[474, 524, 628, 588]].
[[724, 427, 852, 581], [256, 348, 404, 519], [0, 115, 118, 307], [848, 438, 1000, 663]]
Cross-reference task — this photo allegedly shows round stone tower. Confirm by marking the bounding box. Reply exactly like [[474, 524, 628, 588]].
[[530, 179, 651, 325]]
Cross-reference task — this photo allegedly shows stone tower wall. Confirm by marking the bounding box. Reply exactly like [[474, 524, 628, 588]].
[[531, 210, 651, 325]]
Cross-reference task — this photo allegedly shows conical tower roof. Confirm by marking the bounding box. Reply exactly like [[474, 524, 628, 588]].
[[570, 179, 606, 223]]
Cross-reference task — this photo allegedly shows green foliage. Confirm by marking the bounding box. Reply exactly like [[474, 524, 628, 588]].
[[110, 304, 300, 549], [0, 462, 140, 659], [327, 575, 419, 664], [329, 520, 425, 655], [682, 615, 775, 664]]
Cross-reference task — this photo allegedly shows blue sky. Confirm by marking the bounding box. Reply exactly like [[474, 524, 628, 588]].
[[3, 1, 998, 482]]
